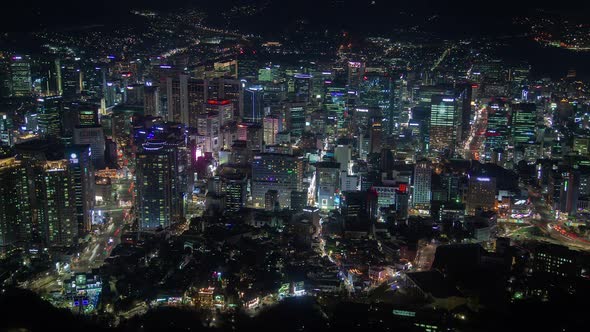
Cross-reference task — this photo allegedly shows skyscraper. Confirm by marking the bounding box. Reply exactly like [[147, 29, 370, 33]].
[[413, 160, 432, 208], [316, 161, 340, 211], [511, 103, 537, 145], [136, 140, 186, 230], [35, 159, 78, 247], [73, 126, 105, 169], [37, 96, 62, 138], [66, 145, 95, 235], [430, 95, 461, 154], [243, 86, 264, 123], [484, 100, 509, 162], [263, 116, 279, 145], [466, 176, 497, 215], [0, 157, 32, 253], [251, 153, 302, 209], [9, 55, 32, 97]]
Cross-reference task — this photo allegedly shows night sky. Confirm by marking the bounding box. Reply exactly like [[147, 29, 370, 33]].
[[1, 0, 588, 34]]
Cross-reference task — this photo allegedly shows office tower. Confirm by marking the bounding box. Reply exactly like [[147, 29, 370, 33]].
[[0, 113, 13, 146], [136, 140, 186, 230], [458, 85, 473, 142], [0, 157, 33, 252], [9, 55, 32, 97], [316, 161, 340, 211], [39, 57, 62, 96], [484, 101, 509, 162], [285, 103, 306, 137], [441, 174, 462, 203], [66, 145, 95, 235], [359, 70, 393, 134], [430, 95, 461, 154], [511, 103, 536, 145], [325, 87, 347, 130], [334, 144, 352, 173], [395, 187, 409, 220], [347, 61, 365, 91], [359, 134, 370, 160], [243, 85, 264, 123], [533, 244, 578, 278], [290, 190, 307, 211], [390, 77, 405, 135], [340, 172, 358, 192], [205, 99, 234, 126], [466, 176, 497, 215], [37, 96, 62, 138], [265, 190, 279, 211], [220, 167, 248, 213], [380, 148, 394, 172], [251, 153, 302, 209], [207, 78, 243, 119], [263, 116, 279, 145], [166, 73, 189, 124], [61, 59, 83, 97], [413, 160, 432, 208], [73, 126, 105, 169], [35, 159, 78, 247], [144, 85, 160, 117], [125, 84, 144, 105], [293, 73, 312, 103], [369, 118, 382, 154], [341, 191, 366, 220], [77, 105, 99, 127], [560, 168, 580, 216]]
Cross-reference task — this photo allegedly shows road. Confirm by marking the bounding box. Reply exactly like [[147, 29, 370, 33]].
[[462, 106, 487, 160], [511, 187, 590, 250], [413, 240, 437, 271], [26, 176, 134, 294], [72, 177, 133, 272]]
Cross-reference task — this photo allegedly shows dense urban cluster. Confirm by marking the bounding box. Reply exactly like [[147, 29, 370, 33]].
[[1, 3, 590, 332]]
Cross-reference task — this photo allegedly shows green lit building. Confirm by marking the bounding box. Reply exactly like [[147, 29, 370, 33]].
[[511, 103, 537, 145]]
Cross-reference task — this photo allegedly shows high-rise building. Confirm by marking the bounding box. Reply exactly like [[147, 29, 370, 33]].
[[359, 70, 393, 134], [37, 96, 63, 138], [0, 113, 14, 146], [205, 99, 234, 126], [220, 167, 248, 213], [369, 118, 382, 154], [207, 78, 243, 119], [316, 161, 340, 211], [511, 103, 537, 145], [35, 159, 78, 247], [265, 190, 279, 211], [136, 140, 187, 230], [413, 160, 432, 208], [293, 73, 312, 103], [9, 55, 32, 97], [66, 145, 95, 235], [484, 100, 509, 162], [263, 116, 279, 145], [144, 85, 160, 117], [430, 95, 461, 154], [559, 167, 579, 216], [243, 86, 264, 123], [285, 103, 306, 137], [466, 176, 497, 215], [334, 145, 352, 173], [73, 126, 105, 169], [0, 157, 33, 252], [251, 153, 302, 209], [347, 61, 365, 91]]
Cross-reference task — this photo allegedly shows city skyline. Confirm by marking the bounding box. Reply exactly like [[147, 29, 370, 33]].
[[2, 1, 590, 331]]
